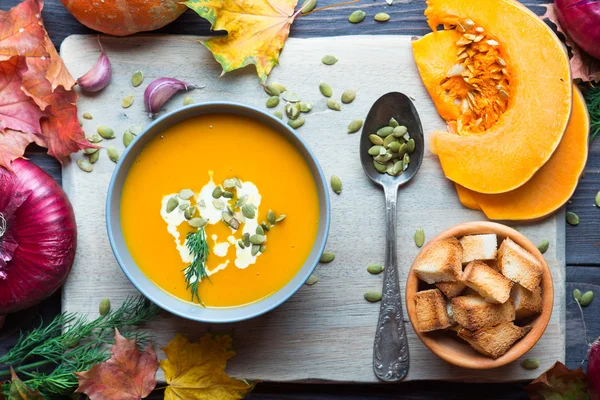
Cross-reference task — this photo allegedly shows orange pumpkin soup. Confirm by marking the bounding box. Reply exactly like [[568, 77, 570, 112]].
[[121, 114, 320, 308]]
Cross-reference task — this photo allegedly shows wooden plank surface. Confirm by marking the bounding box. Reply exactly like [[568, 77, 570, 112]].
[[60, 34, 565, 383]]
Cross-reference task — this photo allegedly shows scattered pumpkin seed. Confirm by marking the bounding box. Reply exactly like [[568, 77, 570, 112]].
[[256, 225, 265, 236], [83, 147, 98, 155], [97, 126, 115, 139], [128, 124, 143, 135], [184, 206, 196, 220], [82, 112, 93, 120], [537, 240, 549, 254], [266, 96, 280, 108], [319, 82, 332, 97], [367, 264, 384, 274], [364, 291, 382, 302], [374, 12, 390, 22], [271, 82, 286, 93], [299, 101, 312, 113], [183, 96, 194, 106], [389, 118, 399, 127], [251, 244, 260, 256], [288, 117, 305, 129], [573, 288, 582, 302], [212, 186, 223, 198], [265, 84, 281, 96], [123, 131, 135, 147], [327, 99, 341, 111], [281, 91, 301, 102], [178, 189, 195, 200], [77, 159, 93, 172], [131, 70, 144, 87], [322, 54, 338, 65], [414, 229, 425, 247], [521, 358, 540, 370], [273, 110, 283, 119], [301, 0, 316, 13], [377, 126, 394, 137], [347, 119, 363, 133], [349, 10, 366, 23], [369, 134, 384, 145], [596, 191, 600, 207], [121, 95, 134, 108], [580, 291, 594, 307], [406, 138, 415, 153], [242, 204, 256, 219], [86, 133, 103, 143], [188, 218, 208, 228], [89, 150, 100, 164], [166, 197, 179, 213], [320, 252, 335, 263], [285, 102, 301, 119], [306, 275, 318, 285], [99, 298, 111, 315], [566, 211, 579, 226], [330, 175, 342, 194], [267, 209, 276, 225], [212, 199, 225, 210], [250, 234, 266, 245], [107, 146, 120, 163], [276, 214, 286, 222], [341, 89, 356, 104]]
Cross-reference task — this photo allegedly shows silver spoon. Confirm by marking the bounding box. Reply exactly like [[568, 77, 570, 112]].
[[360, 92, 425, 382]]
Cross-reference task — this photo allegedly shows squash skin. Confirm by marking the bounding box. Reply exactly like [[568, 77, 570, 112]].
[[413, 0, 572, 194], [456, 85, 589, 220], [60, 0, 187, 36]]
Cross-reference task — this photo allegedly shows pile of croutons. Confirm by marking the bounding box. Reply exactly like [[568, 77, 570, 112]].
[[413, 234, 544, 359]]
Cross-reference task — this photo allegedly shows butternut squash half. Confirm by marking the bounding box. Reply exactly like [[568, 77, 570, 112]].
[[412, 0, 572, 194], [455, 86, 589, 220]]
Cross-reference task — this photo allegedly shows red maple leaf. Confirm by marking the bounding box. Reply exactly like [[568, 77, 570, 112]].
[[75, 329, 159, 400], [0, 129, 45, 172], [525, 361, 591, 400], [0, 0, 46, 60]]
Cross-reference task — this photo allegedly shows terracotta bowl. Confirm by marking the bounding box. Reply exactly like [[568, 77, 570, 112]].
[[405, 221, 554, 369]]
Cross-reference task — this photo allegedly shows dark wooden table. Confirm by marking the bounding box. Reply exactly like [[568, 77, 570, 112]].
[[2, 0, 599, 398]]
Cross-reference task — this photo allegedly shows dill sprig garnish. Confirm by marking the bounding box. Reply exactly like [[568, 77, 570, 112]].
[[0, 296, 160, 398], [583, 85, 600, 141], [184, 227, 210, 305]]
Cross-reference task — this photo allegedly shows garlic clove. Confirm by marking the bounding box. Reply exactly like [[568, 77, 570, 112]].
[[144, 78, 197, 117], [77, 39, 111, 92]]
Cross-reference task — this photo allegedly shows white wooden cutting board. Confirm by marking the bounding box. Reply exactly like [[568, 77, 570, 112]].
[[60, 34, 565, 382]]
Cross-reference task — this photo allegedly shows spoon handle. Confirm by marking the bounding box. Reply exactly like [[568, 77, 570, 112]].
[[373, 185, 409, 381]]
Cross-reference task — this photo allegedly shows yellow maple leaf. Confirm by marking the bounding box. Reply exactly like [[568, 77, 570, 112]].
[[184, 0, 299, 83], [160, 333, 256, 400]]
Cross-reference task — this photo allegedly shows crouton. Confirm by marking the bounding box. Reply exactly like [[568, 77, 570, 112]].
[[436, 281, 466, 298], [460, 234, 498, 263], [458, 322, 532, 359], [511, 284, 543, 320], [414, 289, 452, 332], [462, 260, 514, 304], [498, 238, 543, 292], [413, 237, 463, 284], [451, 295, 515, 330]]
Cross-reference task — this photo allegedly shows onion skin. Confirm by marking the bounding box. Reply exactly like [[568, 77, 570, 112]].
[[589, 337, 600, 399], [555, 0, 600, 59], [0, 159, 76, 314]]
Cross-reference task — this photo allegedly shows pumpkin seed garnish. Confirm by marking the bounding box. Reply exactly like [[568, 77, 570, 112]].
[[369, 134, 384, 145], [414, 228, 425, 247], [212, 199, 225, 210], [166, 197, 179, 213], [266, 96, 280, 108], [267, 209, 276, 225], [260, 244, 267, 253], [596, 191, 600, 207], [178, 189, 195, 200], [238, 240, 245, 249], [374, 12, 390, 22], [249, 234, 266, 245], [242, 204, 256, 219], [131, 70, 144, 87], [179, 203, 189, 211], [107, 146, 120, 163], [322, 54, 338, 65], [327, 99, 341, 111], [341, 89, 356, 104], [88, 150, 100, 164], [347, 119, 363, 133], [261, 222, 271, 231], [273, 110, 283, 119], [121, 95, 134, 108], [183, 96, 194, 106], [236, 195, 248, 207], [367, 264, 384, 274], [299, 101, 312, 113], [184, 206, 197, 220], [580, 291, 594, 307], [537, 240, 549, 254], [364, 291, 382, 302], [251, 244, 260, 256], [521, 358, 540, 370], [288, 117, 305, 129], [256, 225, 265, 236], [306, 275, 318, 285], [243, 233, 251, 247], [319, 82, 332, 98], [222, 191, 233, 199], [123, 131, 135, 147], [99, 298, 111, 316], [276, 214, 286, 222], [320, 252, 335, 263], [566, 211, 579, 226], [281, 91, 301, 102], [98, 126, 115, 139], [223, 178, 237, 189], [330, 175, 342, 194], [212, 186, 223, 198], [188, 218, 208, 228], [349, 10, 366, 23], [77, 159, 93, 172], [82, 112, 93, 120], [265, 84, 281, 96]]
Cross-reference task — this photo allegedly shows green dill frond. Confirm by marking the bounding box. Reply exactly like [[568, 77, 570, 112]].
[[184, 227, 210, 304], [583, 85, 600, 141]]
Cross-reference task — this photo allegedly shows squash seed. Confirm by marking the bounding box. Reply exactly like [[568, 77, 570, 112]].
[[86, 133, 103, 143], [392, 160, 403, 175], [341, 89, 356, 104], [256, 225, 265, 236], [121, 95, 134, 108], [178, 189, 195, 200], [276, 214, 286, 222], [179, 203, 189, 211], [301, 0, 316, 13], [580, 291, 594, 307], [388, 118, 399, 127], [250, 234, 266, 245], [260, 244, 267, 253], [299, 101, 312, 113], [83, 112, 93, 120], [330, 175, 342, 194], [188, 218, 208, 228], [131, 70, 144, 87], [349, 10, 366, 23], [327, 99, 341, 111], [573, 288, 582, 302], [383, 134, 396, 148], [89, 150, 100, 164], [393, 125, 408, 137], [364, 291, 382, 302], [406, 138, 415, 153], [320, 252, 335, 263], [184, 206, 197, 220], [77, 159, 93, 172], [99, 298, 111, 315], [212, 199, 225, 210], [271, 82, 287, 93], [368, 146, 384, 156], [238, 240, 245, 249], [97, 126, 115, 139], [521, 358, 540, 370], [596, 191, 600, 207], [285, 102, 301, 119], [373, 160, 387, 173], [243, 233, 251, 247], [319, 82, 332, 98], [414, 229, 425, 247], [403, 153, 410, 166], [183, 96, 194, 106], [273, 110, 283, 119], [166, 197, 179, 213], [123, 131, 135, 147], [236, 195, 248, 208], [566, 211, 579, 226], [261, 222, 270, 231], [347, 119, 363, 133], [322, 54, 338, 65], [537, 240, 549, 254], [266, 96, 280, 108], [222, 190, 233, 199], [306, 275, 318, 285], [264, 84, 281, 96], [367, 264, 384, 274], [374, 12, 390, 22], [83, 147, 98, 155], [288, 117, 305, 129], [212, 186, 223, 198], [107, 146, 120, 163], [377, 126, 394, 137], [251, 244, 260, 256], [281, 91, 301, 102], [388, 142, 401, 153], [267, 209, 276, 225], [369, 134, 384, 145], [242, 204, 256, 219]]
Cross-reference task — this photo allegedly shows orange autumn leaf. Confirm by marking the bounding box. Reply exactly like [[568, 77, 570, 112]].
[[8, 368, 45, 400], [75, 329, 159, 400], [160, 333, 256, 400], [0, 130, 45, 171], [0, 0, 46, 60], [525, 361, 591, 399]]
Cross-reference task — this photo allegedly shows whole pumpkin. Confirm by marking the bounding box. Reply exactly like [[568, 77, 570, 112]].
[[60, 0, 187, 36]]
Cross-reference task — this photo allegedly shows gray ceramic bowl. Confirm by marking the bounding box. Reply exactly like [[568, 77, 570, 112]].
[[106, 102, 330, 323]]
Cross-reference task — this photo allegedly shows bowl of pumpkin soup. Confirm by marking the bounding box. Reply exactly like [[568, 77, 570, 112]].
[[106, 102, 329, 322]]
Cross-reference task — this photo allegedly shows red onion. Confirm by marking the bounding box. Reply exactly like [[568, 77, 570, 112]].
[[555, 0, 600, 59], [588, 337, 600, 399], [0, 159, 76, 316]]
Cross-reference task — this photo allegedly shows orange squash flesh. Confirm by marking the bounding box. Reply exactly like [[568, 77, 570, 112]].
[[455, 86, 589, 220], [413, 0, 572, 194]]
